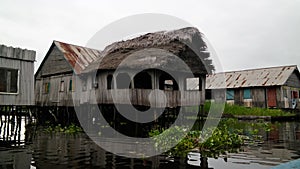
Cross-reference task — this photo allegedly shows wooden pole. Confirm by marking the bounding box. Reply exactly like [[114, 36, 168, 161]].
[[6, 106, 10, 141]]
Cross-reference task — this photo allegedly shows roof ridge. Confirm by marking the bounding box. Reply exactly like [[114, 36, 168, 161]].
[[53, 40, 101, 52], [212, 65, 297, 75], [206, 65, 299, 89]]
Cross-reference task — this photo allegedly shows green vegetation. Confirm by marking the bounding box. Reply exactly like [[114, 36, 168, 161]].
[[219, 118, 272, 145], [198, 126, 243, 157], [204, 101, 295, 117], [148, 118, 273, 158], [44, 123, 83, 134], [149, 124, 243, 157]]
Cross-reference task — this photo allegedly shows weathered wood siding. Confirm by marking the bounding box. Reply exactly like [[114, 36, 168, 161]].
[[35, 45, 72, 79], [278, 86, 300, 109], [227, 86, 296, 109], [224, 87, 273, 108], [285, 71, 300, 88], [35, 74, 78, 107], [0, 45, 35, 105], [275, 87, 282, 107], [251, 88, 267, 108], [281, 71, 300, 109], [35, 45, 81, 107], [233, 89, 241, 105]]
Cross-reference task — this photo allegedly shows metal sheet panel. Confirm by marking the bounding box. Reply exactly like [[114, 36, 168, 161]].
[[206, 65, 298, 89], [54, 41, 101, 74]]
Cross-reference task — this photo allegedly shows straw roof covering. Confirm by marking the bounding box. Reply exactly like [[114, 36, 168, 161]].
[[83, 27, 213, 75]]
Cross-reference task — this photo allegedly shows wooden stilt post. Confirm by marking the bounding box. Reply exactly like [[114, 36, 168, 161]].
[[135, 107, 138, 137], [17, 114, 21, 145], [67, 107, 70, 125], [154, 108, 158, 130], [13, 106, 18, 144], [6, 106, 10, 141], [0, 109, 3, 136], [3, 107, 7, 141], [113, 104, 116, 135], [198, 105, 201, 131]]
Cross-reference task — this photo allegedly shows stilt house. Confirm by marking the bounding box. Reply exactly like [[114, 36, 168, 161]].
[[206, 65, 300, 109], [34, 41, 101, 107], [35, 27, 213, 109]]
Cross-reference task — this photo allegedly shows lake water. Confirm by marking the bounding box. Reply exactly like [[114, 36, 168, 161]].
[[1, 116, 300, 169]]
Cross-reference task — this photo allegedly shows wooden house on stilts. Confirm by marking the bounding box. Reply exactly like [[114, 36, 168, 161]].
[[35, 27, 213, 131], [0, 44, 36, 107], [34, 41, 101, 123], [0, 44, 36, 145]]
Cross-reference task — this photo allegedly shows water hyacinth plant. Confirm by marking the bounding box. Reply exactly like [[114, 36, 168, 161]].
[[149, 124, 244, 158], [44, 123, 83, 134]]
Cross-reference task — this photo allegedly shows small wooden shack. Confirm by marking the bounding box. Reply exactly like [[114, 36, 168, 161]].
[[34, 41, 101, 107], [206, 65, 300, 109], [0, 44, 36, 106]]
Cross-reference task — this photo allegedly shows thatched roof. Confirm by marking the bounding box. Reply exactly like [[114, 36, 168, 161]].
[[83, 27, 213, 75]]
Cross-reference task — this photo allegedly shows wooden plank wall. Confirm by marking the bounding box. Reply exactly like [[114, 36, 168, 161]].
[[35, 74, 78, 107], [35, 46, 72, 79], [285, 71, 300, 88], [0, 45, 35, 105], [251, 88, 267, 108]]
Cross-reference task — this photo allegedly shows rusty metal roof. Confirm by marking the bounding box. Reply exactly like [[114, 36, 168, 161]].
[[54, 41, 101, 74], [206, 65, 299, 89]]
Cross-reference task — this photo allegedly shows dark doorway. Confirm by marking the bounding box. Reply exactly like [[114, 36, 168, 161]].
[[107, 74, 114, 89], [133, 72, 152, 89]]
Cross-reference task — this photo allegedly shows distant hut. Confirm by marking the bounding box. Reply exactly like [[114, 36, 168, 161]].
[[206, 65, 300, 109], [35, 27, 213, 125], [0, 44, 36, 106]]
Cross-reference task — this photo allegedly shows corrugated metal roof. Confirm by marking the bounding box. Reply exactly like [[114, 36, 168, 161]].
[[206, 65, 298, 89], [54, 41, 101, 74]]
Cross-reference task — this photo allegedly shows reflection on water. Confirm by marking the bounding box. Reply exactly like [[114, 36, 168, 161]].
[[32, 132, 107, 168], [1, 116, 300, 169], [0, 115, 32, 169]]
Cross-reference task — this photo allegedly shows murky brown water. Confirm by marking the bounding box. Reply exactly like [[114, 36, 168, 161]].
[[1, 116, 300, 169]]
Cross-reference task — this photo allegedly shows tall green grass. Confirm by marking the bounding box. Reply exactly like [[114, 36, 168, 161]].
[[204, 101, 294, 117]]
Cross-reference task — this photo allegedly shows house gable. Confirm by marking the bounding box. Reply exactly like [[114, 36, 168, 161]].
[[284, 69, 300, 88], [35, 44, 73, 79]]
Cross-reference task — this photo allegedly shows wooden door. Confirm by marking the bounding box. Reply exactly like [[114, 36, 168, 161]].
[[267, 88, 277, 107]]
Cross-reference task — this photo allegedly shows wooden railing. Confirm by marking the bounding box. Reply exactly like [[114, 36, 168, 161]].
[[36, 89, 204, 107], [91, 89, 203, 107]]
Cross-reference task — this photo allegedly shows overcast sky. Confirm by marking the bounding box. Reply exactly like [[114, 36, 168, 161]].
[[0, 0, 299, 72]]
